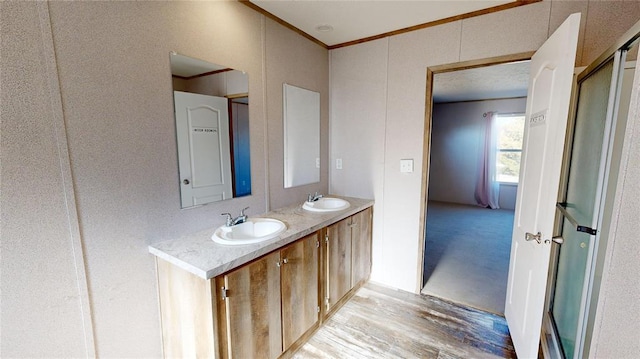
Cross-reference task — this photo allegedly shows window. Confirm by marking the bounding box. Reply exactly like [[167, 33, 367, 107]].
[[496, 114, 525, 183]]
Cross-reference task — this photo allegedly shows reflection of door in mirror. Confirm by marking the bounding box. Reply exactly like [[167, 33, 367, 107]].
[[174, 91, 233, 208], [230, 96, 251, 197], [283, 84, 320, 188], [170, 52, 252, 208]]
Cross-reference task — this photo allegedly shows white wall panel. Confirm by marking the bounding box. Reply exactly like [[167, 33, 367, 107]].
[[381, 22, 462, 291], [330, 0, 640, 297], [47, 2, 266, 356], [581, 1, 640, 65], [4, 1, 328, 357], [429, 98, 526, 207], [460, 1, 550, 62], [266, 18, 329, 210], [1, 2, 91, 357], [329, 38, 389, 282]]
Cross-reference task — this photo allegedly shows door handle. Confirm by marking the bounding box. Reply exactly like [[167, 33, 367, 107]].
[[525, 232, 542, 244], [525, 232, 560, 244], [551, 236, 564, 244], [183, 179, 190, 185]]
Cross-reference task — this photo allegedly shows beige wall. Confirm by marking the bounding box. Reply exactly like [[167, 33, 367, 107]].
[[429, 98, 527, 207], [1, 1, 327, 357], [331, 0, 639, 293], [1, 3, 93, 357], [265, 18, 330, 209], [3, 0, 639, 357], [329, 0, 640, 349]]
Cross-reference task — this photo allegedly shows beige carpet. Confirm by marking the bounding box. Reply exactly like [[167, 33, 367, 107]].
[[421, 201, 514, 315]]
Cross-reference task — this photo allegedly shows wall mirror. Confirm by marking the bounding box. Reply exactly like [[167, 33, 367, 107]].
[[170, 52, 251, 208], [283, 83, 320, 188]]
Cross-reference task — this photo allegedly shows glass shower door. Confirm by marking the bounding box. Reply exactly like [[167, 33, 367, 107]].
[[542, 25, 639, 359], [551, 58, 615, 359]]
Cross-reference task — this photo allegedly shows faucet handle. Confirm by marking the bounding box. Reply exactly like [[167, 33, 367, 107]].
[[307, 193, 313, 202], [239, 207, 249, 216], [221, 213, 233, 226]]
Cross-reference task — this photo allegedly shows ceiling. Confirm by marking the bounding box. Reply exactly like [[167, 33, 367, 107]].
[[433, 61, 531, 103], [249, 0, 516, 47], [170, 53, 227, 77]]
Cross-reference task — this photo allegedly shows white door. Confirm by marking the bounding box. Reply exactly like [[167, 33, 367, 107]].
[[505, 13, 580, 358], [174, 91, 233, 208]]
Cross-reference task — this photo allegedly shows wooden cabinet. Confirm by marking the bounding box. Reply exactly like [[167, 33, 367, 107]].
[[281, 233, 319, 350], [351, 207, 372, 287], [215, 251, 283, 359], [155, 205, 372, 359], [157, 259, 218, 358], [325, 218, 352, 312], [324, 208, 373, 315], [215, 233, 320, 358]]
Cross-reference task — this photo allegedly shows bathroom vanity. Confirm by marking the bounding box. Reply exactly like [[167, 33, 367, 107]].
[[149, 196, 373, 358]]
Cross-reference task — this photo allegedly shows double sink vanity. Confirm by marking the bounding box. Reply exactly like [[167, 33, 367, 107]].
[[160, 52, 371, 358], [149, 195, 374, 358]]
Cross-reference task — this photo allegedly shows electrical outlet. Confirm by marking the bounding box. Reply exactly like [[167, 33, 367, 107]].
[[336, 158, 343, 170], [400, 159, 414, 173], [316, 158, 320, 168]]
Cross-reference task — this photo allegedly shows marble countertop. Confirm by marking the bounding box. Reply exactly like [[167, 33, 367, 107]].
[[148, 196, 374, 280]]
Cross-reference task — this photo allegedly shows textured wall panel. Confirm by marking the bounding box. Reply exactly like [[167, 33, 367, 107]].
[[47, 2, 266, 356], [329, 39, 389, 283], [265, 18, 330, 210], [382, 21, 462, 291], [460, 1, 551, 62], [582, 1, 640, 66], [1, 2, 91, 357]]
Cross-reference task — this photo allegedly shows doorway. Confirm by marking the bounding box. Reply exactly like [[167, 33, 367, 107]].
[[419, 55, 532, 314], [418, 17, 640, 358]]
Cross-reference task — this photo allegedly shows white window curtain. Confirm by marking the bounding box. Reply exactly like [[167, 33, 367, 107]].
[[474, 111, 500, 209]]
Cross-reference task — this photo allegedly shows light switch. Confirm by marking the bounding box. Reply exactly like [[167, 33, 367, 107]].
[[336, 158, 343, 170], [400, 159, 414, 173]]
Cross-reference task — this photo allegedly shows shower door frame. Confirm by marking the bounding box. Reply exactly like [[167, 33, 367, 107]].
[[541, 21, 640, 359]]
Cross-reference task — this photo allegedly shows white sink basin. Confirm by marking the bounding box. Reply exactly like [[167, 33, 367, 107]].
[[212, 218, 287, 245], [302, 197, 350, 212]]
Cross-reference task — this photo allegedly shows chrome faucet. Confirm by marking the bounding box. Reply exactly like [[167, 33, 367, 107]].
[[307, 192, 323, 202], [221, 207, 249, 227]]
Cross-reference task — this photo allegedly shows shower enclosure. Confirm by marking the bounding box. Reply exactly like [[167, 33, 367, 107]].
[[542, 23, 639, 359]]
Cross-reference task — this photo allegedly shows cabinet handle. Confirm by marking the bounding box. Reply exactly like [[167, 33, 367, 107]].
[[276, 261, 281, 267], [283, 258, 289, 264]]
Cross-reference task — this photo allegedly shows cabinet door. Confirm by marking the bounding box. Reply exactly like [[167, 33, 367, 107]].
[[281, 233, 319, 350], [216, 251, 282, 359], [325, 218, 352, 312], [351, 208, 373, 287]]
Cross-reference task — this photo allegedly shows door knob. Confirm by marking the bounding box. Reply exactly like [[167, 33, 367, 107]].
[[183, 179, 190, 185], [525, 232, 542, 244]]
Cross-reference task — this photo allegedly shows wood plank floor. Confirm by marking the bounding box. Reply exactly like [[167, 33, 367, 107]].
[[293, 283, 516, 359]]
